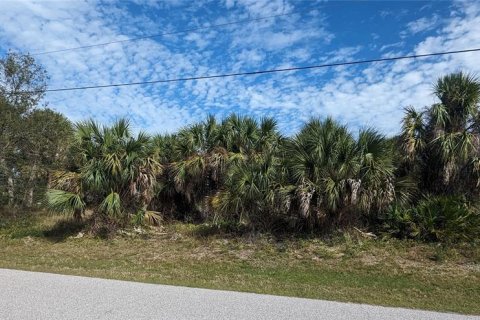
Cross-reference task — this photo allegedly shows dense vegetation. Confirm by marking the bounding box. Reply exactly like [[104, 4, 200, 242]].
[[1, 52, 480, 242], [0, 52, 72, 209]]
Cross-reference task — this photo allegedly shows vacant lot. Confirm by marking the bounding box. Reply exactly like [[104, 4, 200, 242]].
[[0, 212, 479, 315]]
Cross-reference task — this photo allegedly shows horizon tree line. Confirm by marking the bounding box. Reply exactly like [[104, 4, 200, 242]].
[[1, 52, 479, 241]]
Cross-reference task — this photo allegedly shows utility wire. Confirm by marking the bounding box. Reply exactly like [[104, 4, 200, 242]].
[[30, 11, 301, 56], [25, 2, 389, 56], [11, 47, 480, 94]]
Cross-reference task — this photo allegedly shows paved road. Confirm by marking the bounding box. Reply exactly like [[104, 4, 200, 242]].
[[0, 269, 478, 320]]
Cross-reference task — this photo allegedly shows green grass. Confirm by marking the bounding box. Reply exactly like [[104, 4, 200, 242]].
[[0, 212, 479, 315]]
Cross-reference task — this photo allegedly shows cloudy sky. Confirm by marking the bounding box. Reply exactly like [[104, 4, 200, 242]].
[[1, 0, 480, 135]]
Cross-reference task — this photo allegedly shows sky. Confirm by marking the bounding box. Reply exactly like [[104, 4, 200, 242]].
[[1, 0, 480, 136]]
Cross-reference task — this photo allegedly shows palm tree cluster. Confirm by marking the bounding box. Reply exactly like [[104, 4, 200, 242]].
[[154, 114, 284, 224], [47, 119, 162, 228], [47, 114, 401, 232], [46, 72, 480, 239], [149, 114, 402, 232]]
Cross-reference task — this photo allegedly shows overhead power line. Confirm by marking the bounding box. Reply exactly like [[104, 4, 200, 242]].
[[30, 11, 300, 56], [12, 47, 480, 94]]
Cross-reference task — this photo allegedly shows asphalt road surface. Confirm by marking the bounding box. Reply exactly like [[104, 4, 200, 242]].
[[0, 268, 478, 320]]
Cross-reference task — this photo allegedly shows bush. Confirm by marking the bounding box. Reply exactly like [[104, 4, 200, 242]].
[[378, 204, 419, 239], [379, 195, 480, 243]]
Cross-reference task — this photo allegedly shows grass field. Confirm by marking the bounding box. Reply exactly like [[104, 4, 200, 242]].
[[0, 212, 479, 315]]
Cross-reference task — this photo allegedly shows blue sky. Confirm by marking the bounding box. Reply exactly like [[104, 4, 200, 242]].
[[1, 0, 480, 136]]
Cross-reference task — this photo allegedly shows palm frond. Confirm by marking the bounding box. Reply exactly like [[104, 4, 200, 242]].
[[46, 189, 85, 214], [143, 210, 163, 226], [99, 191, 122, 217]]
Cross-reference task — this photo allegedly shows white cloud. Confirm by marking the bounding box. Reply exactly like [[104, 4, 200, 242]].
[[0, 0, 479, 138], [232, 0, 294, 16], [406, 15, 439, 34]]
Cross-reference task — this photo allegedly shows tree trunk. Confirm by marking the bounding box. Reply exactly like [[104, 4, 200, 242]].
[[26, 187, 34, 208], [7, 175, 14, 206], [23, 163, 37, 207], [73, 208, 82, 222], [0, 157, 14, 206]]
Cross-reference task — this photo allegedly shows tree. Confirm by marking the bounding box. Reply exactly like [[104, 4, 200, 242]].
[[0, 51, 48, 113], [47, 119, 162, 226], [157, 114, 283, 221], [285, 118, 396, 229], [19, 109, 73, 207], [0, 97, 20, 206], [211, 122, 288, 228], [400, 72, 480, 197], [209, 117, 397, 231], [0, 52, 49, 208]]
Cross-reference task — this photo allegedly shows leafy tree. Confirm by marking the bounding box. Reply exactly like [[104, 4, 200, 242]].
[[0, 97, 20, 206], [0, 51, 48, 113], [19, 109, 73, 207], [211, 136, 289, 229], [210, 117, 398, 231], [0, 52, 53, 208]]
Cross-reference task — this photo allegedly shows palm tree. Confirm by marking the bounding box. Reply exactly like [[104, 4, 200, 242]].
[[47, 119, 162, 226], [212, 117, 397, 231], [355, 128, 397, 213], [285, 118, 355, 228], [161, 114, 282, 221], [400, 72, 480, 196], [285, 118, 396, 229], [211, 137, 288, 229], [167, 115, 227, 218]]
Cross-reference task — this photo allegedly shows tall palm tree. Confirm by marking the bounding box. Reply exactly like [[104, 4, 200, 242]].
[[400, 72, 480, 195]]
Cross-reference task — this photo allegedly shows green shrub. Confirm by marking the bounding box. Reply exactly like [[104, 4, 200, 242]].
[[414, 195, 480, 243], [379, 195, 480, 243], [378, 204, 419, 239]]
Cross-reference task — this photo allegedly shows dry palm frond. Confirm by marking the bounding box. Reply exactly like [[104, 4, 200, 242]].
[[143, 210, 162, 226], [297, 180, 314, 218], [49, 170, 81, 193], [347, 178, 361, 204]]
